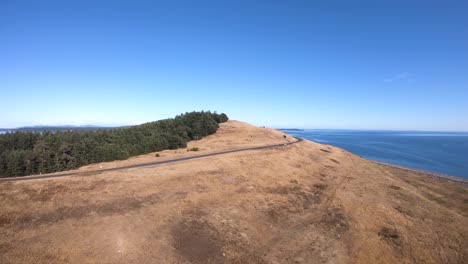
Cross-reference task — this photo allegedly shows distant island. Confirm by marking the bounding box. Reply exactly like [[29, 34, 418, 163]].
[[0, 125, 120, 133], [277, 128, 304, 131]]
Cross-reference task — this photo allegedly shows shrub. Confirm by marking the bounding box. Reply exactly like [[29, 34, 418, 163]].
[[187, 147, 199, 152]]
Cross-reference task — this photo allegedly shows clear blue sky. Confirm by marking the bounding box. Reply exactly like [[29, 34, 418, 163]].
[[1, 1, 467, 130]]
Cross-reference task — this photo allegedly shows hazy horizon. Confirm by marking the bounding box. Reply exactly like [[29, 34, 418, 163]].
[[2, 119, 468, 133], [2, 1, 468, 131]]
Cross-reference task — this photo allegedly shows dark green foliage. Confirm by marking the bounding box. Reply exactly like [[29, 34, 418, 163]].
[[187, 147, 199, 152], [0, 111, 228, 177]]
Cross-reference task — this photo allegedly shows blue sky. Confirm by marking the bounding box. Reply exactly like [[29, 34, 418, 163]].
[[1, 1, 467, 130]]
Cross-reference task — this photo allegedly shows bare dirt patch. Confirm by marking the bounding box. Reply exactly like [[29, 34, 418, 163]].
[[172, 219, 225, 264], [313, 183, 328, 190], [22, 184, 69, 202], [378, 226, 402, 255], [2, 193, 160, 229], [266, 184, 323, 211], [321, 208, 349, 235]]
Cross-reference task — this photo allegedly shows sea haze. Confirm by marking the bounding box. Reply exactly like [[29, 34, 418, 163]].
[[283, 130, 468, 178]]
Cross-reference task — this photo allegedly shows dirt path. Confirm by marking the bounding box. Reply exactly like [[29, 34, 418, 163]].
[[0, 138, 302, 183]]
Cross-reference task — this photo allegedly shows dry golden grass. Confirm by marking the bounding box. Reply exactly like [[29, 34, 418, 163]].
[[0, 120, 467, 263]]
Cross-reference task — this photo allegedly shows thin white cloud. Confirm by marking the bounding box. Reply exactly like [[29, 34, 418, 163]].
[[383, 72, 413, 83], [396, 72, 410, 79]]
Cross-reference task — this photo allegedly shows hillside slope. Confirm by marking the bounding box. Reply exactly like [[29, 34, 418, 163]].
[[1, 120, 467, 263]]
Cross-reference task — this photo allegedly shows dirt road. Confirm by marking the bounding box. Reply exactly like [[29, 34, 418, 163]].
[[0, 138, 302, 183]]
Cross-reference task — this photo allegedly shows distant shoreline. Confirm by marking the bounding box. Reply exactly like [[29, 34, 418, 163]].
[[277, 128, 304, 131], [295, 136, 468, 185], [372, 160, 468, 186], [0, 126, 118, 132]]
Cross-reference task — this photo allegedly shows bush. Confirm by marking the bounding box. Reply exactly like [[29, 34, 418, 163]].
[[187, 147, 199, 152], [155, 153, 160, 157]]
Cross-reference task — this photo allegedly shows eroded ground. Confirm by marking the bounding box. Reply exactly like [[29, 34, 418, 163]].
[[1, 121, 467, 263]]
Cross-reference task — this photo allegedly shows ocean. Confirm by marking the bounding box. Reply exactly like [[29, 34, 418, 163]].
[[283, 129, 468, 179]]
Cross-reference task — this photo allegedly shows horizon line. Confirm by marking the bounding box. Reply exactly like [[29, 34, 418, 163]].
[[1, 123, 467, 133]]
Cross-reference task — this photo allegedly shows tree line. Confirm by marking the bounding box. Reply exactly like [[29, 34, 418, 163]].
[[0, 111, 228, 177]]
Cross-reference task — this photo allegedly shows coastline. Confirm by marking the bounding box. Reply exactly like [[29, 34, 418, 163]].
[[291, 136, 468, 186], [372, 160, 468, 186]]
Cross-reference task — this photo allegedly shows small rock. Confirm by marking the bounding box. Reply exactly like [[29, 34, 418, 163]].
[[294, 257, 304, 263], [246, 186, 255, 191]]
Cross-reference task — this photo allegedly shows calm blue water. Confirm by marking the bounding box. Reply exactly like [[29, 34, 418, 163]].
[[283, 130, 468, 178]]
